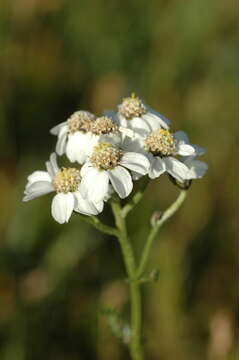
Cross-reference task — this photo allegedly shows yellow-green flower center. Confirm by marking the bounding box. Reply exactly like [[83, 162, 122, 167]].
[[67, 111, 95, 133], [145, 129, 176, 156], [90, 143, 122, 170], [90, 116, 118, 135], [53, 168, 81, 193], [118, 94, 146, 120]]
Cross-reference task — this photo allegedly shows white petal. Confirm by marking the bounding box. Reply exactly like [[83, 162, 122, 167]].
[[130, 117, 151, 134], [80, 162, 94, 177], [164, 157, 189, 182], [184, 159, 208, 179], [66, 132, 93, 164], [177, 143, 196, 156], [81, 133, 99, 154], [66, 132, 86, 163], [144, 110, 170, 130], [45, 153, 59, 179], [74, 192, 104, 216], [80, 168, 109, 202], [119, 126, 135, 138], [121, 136, 143, 153], [23, 181, 54, 201], [173, 131, 189, 143], [104, 184, 114, 201], [56, 126, 68, 155], [120, 152, 150, 175], [117, 113, 128, 127], [50, 122, 67, 135], [148, 156, 166, 179], [27, 171, 51, 186], [141, 113, 163, 132], [46, 162, 54, 179], [50, 153, 59, 174], [108, 166, 133, 199], [51, 192, 74, 224], [145, 106, 171, 125]]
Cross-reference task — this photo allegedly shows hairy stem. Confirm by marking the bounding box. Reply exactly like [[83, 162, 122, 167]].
[[79, 215, 117, 236], [111, 200, 143, 360], [137, 190, 187, 279]]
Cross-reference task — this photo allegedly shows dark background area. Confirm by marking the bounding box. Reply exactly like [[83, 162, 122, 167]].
[[0, 0, 239, 359]]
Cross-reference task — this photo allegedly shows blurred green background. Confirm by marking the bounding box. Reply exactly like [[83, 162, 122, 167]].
[[1, 0, 239, 359]]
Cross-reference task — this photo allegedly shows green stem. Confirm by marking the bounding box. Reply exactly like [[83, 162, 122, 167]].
[[121, 177, 149, 218], [111, 200, 143, 360], [137, 190, 187, 279], [130, 283, 142, 360], [79, 215, 117, 236]]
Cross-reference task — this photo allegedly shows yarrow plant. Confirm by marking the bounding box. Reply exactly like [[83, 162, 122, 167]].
[[23, 93, 208, 360]]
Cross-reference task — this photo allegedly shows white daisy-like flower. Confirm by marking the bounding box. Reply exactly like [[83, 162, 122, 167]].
[[50, 111, 96, 152], [50, 110, 96, 162], [115, 93, 171, 137], [173, 131, 208, 180], [79, 142, 150, 202], [51, 111, 131, 164], [23, 153, 104, 224], [127, 129, 204, 182]]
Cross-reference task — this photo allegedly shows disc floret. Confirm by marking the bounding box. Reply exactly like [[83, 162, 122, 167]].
[[118, 93, 146, 120], [53, 168, 81, 193], [90, 116, 119, 135], [90, 143, 123, 170], [145, 129, 176, 157], [67, 111, 95, 133]]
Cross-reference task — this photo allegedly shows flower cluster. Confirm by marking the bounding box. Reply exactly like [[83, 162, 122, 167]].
[[23, 94, 208, 223]]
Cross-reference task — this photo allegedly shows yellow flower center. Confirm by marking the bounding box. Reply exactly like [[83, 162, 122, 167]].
[[53, 168, 81, 193], [90, 116, 118, 135], [118, 93, 146, 120], [145, 129, 176, 156], [90, 143, 122, 170], [67, 111, 95, 133]]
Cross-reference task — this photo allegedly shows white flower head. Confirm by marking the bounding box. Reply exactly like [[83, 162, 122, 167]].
[[175, 131, 208, 180], [51, 111, 130, 164], [130, 128, 205, 182], [23, 153, 104, 224], [80, 142, 150, 202], [116, 93, 171, 137], [50, 110, 95, 157]]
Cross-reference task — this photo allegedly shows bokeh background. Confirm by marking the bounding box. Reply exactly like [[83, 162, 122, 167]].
[[1, 0, 239, 359]]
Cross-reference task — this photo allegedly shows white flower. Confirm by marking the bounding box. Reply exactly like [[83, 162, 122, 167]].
[[126, 128, 204, 182], [51, 112, 130, 164], [79, 142, 150, 202], [50, 110, 96, 163], [115, 94, 171, 137], [173, 131, 208, 180], [23, 153, 104, 224]]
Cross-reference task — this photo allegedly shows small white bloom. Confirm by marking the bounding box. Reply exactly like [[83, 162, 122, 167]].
[[50, 110, 95, 161], [115, 94, 171, 137], [127, 128, 204, 182], [51, 112, 130, 164], [23, 153, 104, 224], [80, 142, 150, 202]]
